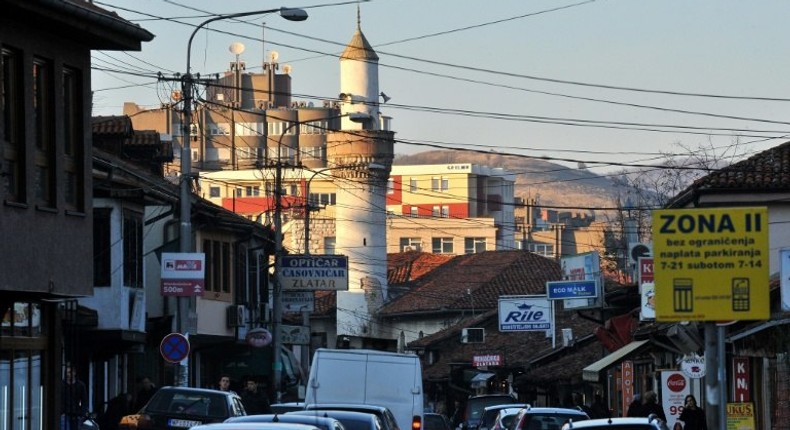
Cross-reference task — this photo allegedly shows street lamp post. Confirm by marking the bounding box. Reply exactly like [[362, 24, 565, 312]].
[[180, 6, 307, 387]]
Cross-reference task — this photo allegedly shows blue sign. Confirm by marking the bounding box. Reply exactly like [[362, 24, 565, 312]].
[[546, 280, 597, 300], [160, 333, 190, 363]]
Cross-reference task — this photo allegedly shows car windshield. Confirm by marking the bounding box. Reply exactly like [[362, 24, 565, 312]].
[[147, 391, 227, 417], [521, 414, 584, 430], [467, 397, 515, 424]]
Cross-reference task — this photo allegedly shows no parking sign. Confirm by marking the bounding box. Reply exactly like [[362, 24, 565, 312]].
[[160, 333, 190, 363]]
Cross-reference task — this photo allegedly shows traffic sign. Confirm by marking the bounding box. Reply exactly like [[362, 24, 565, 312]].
[[160, 333, 190, 363], [652, 207, 769, 322]]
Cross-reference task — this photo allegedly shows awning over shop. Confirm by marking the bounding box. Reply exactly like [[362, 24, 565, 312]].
[[470, 372, 495, 388], [582, 339, 649, 382]]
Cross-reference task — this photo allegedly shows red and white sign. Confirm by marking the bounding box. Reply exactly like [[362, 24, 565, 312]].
[[639, 258, 654, 283], [639, 258, 655, 321], [661, 371, 691, 430], [733, 356, 751, 402], [621, 360, 634, 415], [161, 252, 205, 297], [473, 354, 503, 367]]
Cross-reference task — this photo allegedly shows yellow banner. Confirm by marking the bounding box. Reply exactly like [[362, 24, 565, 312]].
[[726, 402, 756, 430], [652, 207, 769, 321]]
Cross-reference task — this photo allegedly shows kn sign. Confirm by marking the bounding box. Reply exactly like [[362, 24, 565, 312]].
[[652, 207, 769, 321]]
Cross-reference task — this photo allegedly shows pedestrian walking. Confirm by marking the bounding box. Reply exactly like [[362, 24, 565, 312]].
[[61, 364, 88, 430], [626, 394, 643, 417], [678, 395, 707, 430], [640, 391, 667, 422], [240, 377, 272, 415]]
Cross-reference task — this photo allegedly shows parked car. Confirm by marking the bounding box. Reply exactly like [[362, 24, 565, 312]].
[[512, 407, 590, 430], [272, 402, 308, 414], [226, 413, 346, 430], [423, 413, 452, 430], [479, 404, 529, 430], [561, 416, 669, 430], [490, 408, 524, 430], [288, 410, 385, 430], [118, 386, 245, 429], [191, 423, 322, 430], [304, 403, 401, 430], [462, 394, 518, 430]]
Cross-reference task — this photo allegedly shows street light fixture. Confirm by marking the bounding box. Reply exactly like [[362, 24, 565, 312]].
[[178, 6, 307, 387]]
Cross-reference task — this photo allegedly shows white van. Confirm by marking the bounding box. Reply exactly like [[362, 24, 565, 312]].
[[305, 348, 424, 430]]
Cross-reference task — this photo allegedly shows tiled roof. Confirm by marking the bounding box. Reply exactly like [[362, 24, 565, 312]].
[[127, 130, 160, 146], [92, 116, 132, 136], [387, 251, 454, 285], [670, 140, 790, 207], [380, 251, 561, 316], [410, 304, 600, 380]]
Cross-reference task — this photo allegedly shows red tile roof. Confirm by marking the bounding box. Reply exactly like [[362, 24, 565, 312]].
[[380, 250, 561, 316], [92, 115, 132, 136], [670, 140, 790, 207]]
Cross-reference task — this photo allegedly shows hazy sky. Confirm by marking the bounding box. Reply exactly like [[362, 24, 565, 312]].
[[91, 0, 790, 175]]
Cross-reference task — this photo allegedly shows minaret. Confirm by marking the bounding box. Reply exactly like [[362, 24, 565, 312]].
[[327, 7, 394, 345]]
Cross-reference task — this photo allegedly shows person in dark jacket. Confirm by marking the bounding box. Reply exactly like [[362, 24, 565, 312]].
[[240, 377, 272, 415], [589, 393, 611, 419], [61, 364, 88, 430], [626, 394, 643, 417], [99, 392, 133, 430], [133, 376, 158, 412], [678, 395, 707, 430], [640, 391, 667, 422]]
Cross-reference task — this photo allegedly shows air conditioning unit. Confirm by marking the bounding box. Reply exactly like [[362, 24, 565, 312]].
[[402, 245, 414, 252], [226, 305, 245, 328], [461, 328, 485, 344]]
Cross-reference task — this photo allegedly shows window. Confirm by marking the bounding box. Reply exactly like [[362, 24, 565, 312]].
[[409, 177, 417, 192], [93, 208, 112, 286], [209, 187, 221, 198], [432, 206, 440, 218], [1, 46, 25, 203], [203, 239, 232, 294], [123, 210, 143, 288], [432, 237, 453, 254], [441, 206, 450, 218], [409, 206, 418, 218], [33, 58, 55, 208], [63, 67, 84, 212], [431, 176, 449, 192], [387, 178, 394, 195], [245, 186, 260, 196], [464, 237, 487, 254], [324, 237, 336, 255], [302, 145, 325, 161], [300, 120, 328, 135], [235, 188, 243, 197], [399, 237, 421, 252], [268, 121, 284, 136], [309, 192, 336, 207], [529, 243, 554, 258]]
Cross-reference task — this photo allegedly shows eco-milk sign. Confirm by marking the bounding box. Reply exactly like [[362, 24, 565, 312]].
[[652, 207, 769, 321]]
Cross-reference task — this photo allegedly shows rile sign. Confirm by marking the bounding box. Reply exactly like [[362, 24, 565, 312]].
[[498, 296, 552, 332]]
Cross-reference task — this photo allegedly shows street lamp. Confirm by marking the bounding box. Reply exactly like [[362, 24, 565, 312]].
[[178, 6, 307, 387]]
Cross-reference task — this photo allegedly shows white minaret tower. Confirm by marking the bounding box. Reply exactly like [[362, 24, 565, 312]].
[[327, 7, 394, 347]]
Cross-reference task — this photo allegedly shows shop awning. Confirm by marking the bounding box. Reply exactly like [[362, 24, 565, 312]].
[[582, 340, 650, 382], [471, 372, 495, 383]]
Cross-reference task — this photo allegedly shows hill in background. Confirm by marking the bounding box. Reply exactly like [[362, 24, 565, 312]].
[[394, 150, 621, 211]]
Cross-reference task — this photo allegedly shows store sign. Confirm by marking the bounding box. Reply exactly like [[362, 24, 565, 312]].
[[161, 252, 205, 296], [726, 403, 756, 430], [661, 371, 691, 430], [733, 357, 751, 402], [279, 255, 349, 291], [497, 296, 552, 332], [473, 354, 502, 367], [621, 361, 634, 416], [680, 355, 706, 379], [639, 257, 656, 320]]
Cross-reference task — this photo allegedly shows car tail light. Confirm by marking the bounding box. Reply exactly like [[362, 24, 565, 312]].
[[136, 414, 154, 429], [412, 415, 422, 430]]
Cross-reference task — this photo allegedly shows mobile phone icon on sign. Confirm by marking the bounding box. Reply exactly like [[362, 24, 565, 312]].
[[732, 278, 750, 312], [673, 278, 693, 312]]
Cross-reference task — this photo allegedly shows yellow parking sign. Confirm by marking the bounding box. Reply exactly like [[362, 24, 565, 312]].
[[652, 207, 770, 321]]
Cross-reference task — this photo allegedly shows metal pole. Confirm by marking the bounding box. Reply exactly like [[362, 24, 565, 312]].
[[704, 322, 721, 429], [717, 325, 727, 428], [180, 5, 306, 393]]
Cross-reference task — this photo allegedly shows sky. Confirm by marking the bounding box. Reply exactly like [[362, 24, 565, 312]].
[[91, 0, 790, 176]]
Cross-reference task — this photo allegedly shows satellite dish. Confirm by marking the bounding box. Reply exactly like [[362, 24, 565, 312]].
[[269, 50, 279, 62], [283, 64, 292, 74], [229, 42, 246, 55]]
